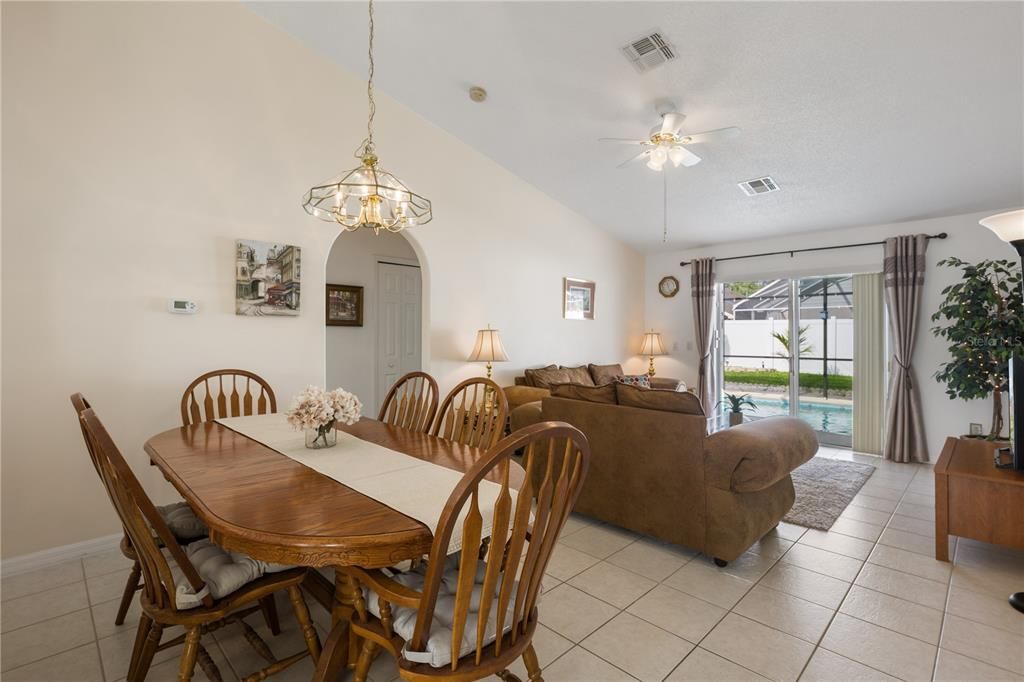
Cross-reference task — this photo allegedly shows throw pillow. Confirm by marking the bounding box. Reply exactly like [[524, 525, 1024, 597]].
[[550, 382, 617, 404], [615, 374, 652, 388], [559, 365, 596, 386], [523, 364, 557, 388], [615, 383, 705, 415], [528, 367, 573, 389], [588, 363, 624, 385]]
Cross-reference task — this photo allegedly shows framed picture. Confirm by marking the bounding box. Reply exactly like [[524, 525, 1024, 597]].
[[563, 277, 595, 320], [326, 284, 364, 327], [235, 239, 301, 316]]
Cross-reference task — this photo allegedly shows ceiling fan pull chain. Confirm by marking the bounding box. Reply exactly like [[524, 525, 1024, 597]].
[[663, 171, 668, 243]]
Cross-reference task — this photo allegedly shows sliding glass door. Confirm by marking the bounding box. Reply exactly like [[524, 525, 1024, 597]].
[[795, 277, 854, 446], [718, 276, 854, 447]]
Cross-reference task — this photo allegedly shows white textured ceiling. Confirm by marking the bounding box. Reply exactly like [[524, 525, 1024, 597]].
[[249, 1, 1024, 252]]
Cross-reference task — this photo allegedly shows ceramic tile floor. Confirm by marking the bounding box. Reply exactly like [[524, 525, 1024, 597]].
[[3, 447, 1023, 681]]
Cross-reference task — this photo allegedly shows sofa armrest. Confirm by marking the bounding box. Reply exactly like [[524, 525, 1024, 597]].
[[650, 377, 686, 391], [510, 401, 544, 432], [704, 417, 817, 493], [502, 385, 551, 411]]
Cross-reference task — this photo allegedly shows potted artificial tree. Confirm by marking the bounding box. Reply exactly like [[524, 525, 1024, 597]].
[[720, 393, 757, 426], [931, 257, 1024, 439]]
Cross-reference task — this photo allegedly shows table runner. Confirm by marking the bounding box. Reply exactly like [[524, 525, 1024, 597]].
[[215, 414, 512, 554]]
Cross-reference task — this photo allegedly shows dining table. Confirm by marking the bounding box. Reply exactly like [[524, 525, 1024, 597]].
[[144, 416, 525, 681]]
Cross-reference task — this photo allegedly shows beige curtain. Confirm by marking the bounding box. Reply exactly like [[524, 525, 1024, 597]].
[[853, 273, 885, 455], [691, 258, 716, 414], [883, 235, 930, 462]]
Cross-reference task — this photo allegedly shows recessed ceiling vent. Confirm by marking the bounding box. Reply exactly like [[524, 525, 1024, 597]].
[[739, 176, 779, 196], [621, 31, 676, 73]]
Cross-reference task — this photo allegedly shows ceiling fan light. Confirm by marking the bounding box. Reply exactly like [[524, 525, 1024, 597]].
[[646, 156, 665, 171], [668, 146, 686, 167]]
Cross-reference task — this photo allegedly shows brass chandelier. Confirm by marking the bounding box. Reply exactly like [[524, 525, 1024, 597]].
[[302, 0, 432, 234]]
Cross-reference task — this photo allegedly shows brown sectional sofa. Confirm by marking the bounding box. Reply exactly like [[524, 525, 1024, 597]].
[[509, 381, 817, 563], [504, 362, 684, 411]]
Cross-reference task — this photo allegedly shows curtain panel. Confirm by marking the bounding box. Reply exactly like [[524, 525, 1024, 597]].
[[853, 273, 885, 455], [691, 258, 716, 416], [883, 234, 930, 462]]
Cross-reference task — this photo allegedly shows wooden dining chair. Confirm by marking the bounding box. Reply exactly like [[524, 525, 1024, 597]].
[[71, 393, 207, 628], [378, 371, 440, 433], [180, 369, 277, 426], [79, 406, 321, 682], [431, 377, 509, 450], [328, 421, 590, 682], [179, 370, 282, 633]]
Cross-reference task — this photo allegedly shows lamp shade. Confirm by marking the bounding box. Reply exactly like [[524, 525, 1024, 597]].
[[980, 209, 1024, 243], [468, 326, 509, 363], [640, 331, 667, 356]]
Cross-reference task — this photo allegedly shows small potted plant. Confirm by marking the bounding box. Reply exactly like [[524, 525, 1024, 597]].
[[719, 393, 757, 426], [286, 385, 362, 449]]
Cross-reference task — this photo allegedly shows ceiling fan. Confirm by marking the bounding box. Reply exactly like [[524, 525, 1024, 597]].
[[600, 103, 740, 171]]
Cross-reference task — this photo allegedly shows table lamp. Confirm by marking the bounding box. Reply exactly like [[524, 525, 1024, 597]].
[[468, 325, 509, 378], [640, 330, 667, 377], [980, 208, 1024, 615]]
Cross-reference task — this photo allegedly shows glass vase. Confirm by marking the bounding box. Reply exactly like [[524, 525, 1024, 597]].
[[305, 423, 337, 450]]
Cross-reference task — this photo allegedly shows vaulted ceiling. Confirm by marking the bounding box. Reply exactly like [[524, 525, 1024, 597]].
[[249, 2, 1024, 252]]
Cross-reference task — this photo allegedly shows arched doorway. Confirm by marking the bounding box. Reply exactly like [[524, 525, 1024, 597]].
[[324, 229, 425, 414]]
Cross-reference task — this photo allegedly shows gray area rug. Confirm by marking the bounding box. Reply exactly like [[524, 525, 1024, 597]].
[[783, 457, 876, 530]]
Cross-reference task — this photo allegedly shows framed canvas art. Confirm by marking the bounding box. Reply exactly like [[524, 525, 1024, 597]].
[[235, 240, 301, 316], [563, 277, 595, 320], [326, 284, 364, 327]]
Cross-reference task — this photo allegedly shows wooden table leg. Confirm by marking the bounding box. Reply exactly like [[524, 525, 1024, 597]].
[[313, 567, 363, 682], [935, 469, 949, 562]]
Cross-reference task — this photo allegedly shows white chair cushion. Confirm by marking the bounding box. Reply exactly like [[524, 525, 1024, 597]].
[[363, 553, 538, 669], [171, 538, 292, 610], [157, 502, 207, 541]]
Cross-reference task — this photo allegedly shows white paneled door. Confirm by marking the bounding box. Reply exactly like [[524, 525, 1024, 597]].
[[376, 261, 422, 412]]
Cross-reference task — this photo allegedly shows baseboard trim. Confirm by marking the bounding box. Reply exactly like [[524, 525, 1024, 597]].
[[1, 533, 122, 577]]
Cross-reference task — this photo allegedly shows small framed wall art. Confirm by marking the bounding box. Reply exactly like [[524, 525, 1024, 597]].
[[326, 284, 364, 327], [563, 277, 596, 320], [235, 240, 302, 316]]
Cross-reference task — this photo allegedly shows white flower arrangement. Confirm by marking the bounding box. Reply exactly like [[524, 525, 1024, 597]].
[[286, 385, 362, 448]]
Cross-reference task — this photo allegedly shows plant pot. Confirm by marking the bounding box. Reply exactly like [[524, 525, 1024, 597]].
[[305, 424, 337, 449], [728, 412, 744, 426]]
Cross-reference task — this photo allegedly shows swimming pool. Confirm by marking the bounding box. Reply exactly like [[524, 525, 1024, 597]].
[[724, 397, 853, 436]]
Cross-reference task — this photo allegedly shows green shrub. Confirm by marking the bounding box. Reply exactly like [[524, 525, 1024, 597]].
[[724, 370, 852, 392]]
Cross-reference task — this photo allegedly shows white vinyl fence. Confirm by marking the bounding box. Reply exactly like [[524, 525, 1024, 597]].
[[722, 319, 853, 375]]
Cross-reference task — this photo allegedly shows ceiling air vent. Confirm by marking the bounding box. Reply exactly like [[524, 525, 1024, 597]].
[[739, 176, 779, 196], [621, 31, 676, 73]]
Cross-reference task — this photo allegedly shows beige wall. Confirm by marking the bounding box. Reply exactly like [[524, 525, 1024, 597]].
[[1, 2, 644, 559], [645, 210, 1020, 456]]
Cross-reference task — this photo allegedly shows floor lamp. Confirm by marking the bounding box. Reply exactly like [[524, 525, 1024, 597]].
[[980, 208, 1024, 614]]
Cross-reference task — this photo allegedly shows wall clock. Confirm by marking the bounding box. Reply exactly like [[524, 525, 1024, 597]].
[[658, 275, 680, 298]]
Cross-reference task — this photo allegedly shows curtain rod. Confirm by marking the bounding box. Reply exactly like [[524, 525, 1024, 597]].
[[678, 232, 948, 267]]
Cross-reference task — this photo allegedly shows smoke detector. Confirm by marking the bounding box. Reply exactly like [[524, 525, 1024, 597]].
[[621, 31, 677, 73], [739, 176, 779, 196]]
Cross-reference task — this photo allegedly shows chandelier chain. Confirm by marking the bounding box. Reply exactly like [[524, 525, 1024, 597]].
[[355, 0, 377, 159]]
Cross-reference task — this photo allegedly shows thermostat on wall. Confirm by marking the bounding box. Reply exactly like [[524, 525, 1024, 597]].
[[168, 299, 198, 314]]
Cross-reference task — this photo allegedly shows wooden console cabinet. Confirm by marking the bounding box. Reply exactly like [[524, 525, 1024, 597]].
[[934, 436, 1024, 561]]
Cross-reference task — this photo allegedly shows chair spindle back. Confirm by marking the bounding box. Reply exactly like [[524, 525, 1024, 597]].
[[180, 369, 276, 426], [377, 371, 439, 433], [410, 421, 589, 671], [431, 377, 508, 449]]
